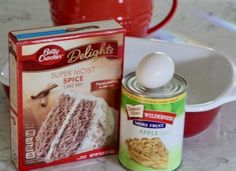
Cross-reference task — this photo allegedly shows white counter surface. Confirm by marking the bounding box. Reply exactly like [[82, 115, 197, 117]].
[[0, 0, 236, 171]]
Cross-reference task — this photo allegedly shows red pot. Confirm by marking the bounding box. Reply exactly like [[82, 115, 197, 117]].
[[184, 107, 221, 137]]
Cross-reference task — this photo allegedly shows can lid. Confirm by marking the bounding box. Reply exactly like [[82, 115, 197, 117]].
[[123, 72, 187, 99]]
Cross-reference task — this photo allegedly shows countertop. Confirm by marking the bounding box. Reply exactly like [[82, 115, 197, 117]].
[[1, 0, 236, 171]]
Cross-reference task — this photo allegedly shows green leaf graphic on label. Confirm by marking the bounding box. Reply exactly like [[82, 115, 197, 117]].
[[121, 93, 139, 109], [122, 93, 173, 112], [171, 98, 185, 116], [145, 103, 172, 112]]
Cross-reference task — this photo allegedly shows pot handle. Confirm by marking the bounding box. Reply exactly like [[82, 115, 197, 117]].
[[221, 66, 236, 104], [186, 64, 236, 113], [147, 0, 178, 34]]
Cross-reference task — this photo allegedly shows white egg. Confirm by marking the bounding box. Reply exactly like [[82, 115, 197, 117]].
[[136, 52, 175, 89]]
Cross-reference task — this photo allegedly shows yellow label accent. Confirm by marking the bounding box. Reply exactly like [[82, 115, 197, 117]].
[[122, 87, 186, 104]]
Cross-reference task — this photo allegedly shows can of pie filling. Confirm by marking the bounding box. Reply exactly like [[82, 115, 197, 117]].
[[119, 72, 187, 171]]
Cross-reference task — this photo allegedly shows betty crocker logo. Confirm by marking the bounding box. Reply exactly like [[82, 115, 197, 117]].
[[36, 45, 65, 65], [23, 42, 118, 70]]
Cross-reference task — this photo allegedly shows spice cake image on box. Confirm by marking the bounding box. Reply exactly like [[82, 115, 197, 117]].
[[35, 90, 117, 162]]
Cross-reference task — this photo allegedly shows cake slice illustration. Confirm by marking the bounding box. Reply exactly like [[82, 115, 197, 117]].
[[35, 90, 116, 162]]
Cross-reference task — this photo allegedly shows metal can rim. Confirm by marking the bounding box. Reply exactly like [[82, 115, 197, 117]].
[[122, 72, 188, 99]]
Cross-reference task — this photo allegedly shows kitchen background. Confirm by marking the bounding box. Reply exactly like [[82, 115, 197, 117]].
[[0, 0, 236, 170]]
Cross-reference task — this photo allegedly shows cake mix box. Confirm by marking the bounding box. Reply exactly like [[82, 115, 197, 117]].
[[9, 20, 125, 171]]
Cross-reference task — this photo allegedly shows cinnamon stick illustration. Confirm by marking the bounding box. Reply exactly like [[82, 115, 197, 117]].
[[41, 91, 49, 107], [31, 83, 58, 107], [31, 84, 58, 99]]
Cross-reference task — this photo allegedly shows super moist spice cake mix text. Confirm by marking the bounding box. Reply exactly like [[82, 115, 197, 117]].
[[9, 20, 125, 171]]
